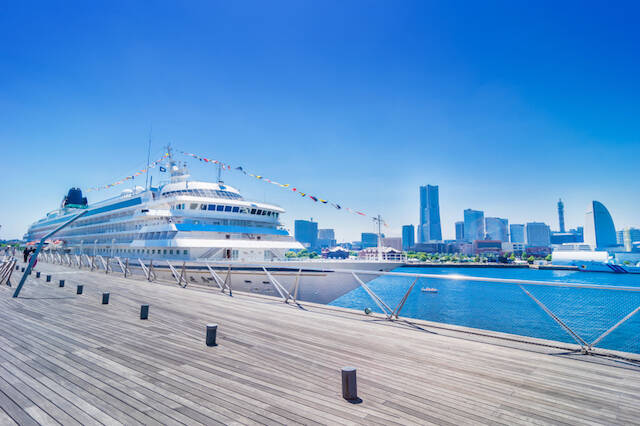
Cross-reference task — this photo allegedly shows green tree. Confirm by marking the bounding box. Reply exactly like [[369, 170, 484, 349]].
[[545, 254, 552, 262], [527, 255, 535, 264]]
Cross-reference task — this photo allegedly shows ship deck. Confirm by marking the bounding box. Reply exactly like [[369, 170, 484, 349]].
[[1, 262, 640, 425]]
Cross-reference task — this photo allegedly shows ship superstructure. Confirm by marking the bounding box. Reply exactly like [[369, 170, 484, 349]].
[[25, 149, 304, 261]]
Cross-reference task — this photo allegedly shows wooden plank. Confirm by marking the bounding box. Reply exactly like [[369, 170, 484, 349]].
[[0, 262, 639, 425]]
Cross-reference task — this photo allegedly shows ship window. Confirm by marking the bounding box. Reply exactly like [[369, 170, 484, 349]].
[[224, 206, 232, 212], [232, 206, 239, 212], [169, 250, 173, 255], [261, 210, 266, 215], [163, 249, 167, 255], [255, 209, 262, 215], [152, 249, 155, 254], [200, 204, 207, 210], [216, 205, 224, 211], [266, 211, 271, 216], [207, 204, 216, 210], [190, 203, 198, 210], [183, 250, 188, 255], [250, 208, 256, 214], [226, 234, 230, 239]]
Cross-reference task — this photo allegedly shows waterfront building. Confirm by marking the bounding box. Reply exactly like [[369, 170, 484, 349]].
[[317, 228, 335, 240], [502, 242, 525, 253], [317, 228, 336, 249], [550, 231, 583, 244], [361, 232, 379, 248], [557, 198, 565, 232], [485, 217, 509, 242], [584, 201, 618, 249], [525, 222, 551, 247], [294, 219, 318, 249], [510, 224, 525, 243], [455, 221, 464, 241], [418, 185, 442, 243], [321, 247, 350, 259], [402, 225, 415, 251], [382, 237, 402, 251], [463, 209, 484, 242], [617, 227, 640, 250], [472, 240, 502, 255], [358, 246, 405, 261]]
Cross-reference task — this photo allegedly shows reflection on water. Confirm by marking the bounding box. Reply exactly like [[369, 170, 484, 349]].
[[330, 267, 640, 354]]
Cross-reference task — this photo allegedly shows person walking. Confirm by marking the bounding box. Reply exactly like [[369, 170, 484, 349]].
[[23, 247, 29, 263]]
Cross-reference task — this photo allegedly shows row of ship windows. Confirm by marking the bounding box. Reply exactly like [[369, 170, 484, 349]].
[[83, 248, 190, 256], [162, 189, 243, 200], [174, 203, 280, 218]]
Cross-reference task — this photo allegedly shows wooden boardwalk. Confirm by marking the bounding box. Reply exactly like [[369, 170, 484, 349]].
[[1, 262, 640, 425]]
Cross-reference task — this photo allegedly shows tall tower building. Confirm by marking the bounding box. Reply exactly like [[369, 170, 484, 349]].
[[558, 199, 565, 233], [418, 185, 442, 243], [455, 221, 465, 241], [485, 217, 509, 242], [463, 209, 484, 242], [402, 225, 415, 251], [584, 201, 617, 249]]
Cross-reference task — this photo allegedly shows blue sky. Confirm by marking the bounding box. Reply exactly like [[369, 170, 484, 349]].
[[1, 1, 638, 241]]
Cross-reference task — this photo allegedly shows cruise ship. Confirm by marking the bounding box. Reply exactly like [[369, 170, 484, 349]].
[[25, 148, 400, 303]]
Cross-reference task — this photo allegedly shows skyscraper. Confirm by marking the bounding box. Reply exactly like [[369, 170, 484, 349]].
[[510, 224, 525, 243], [485, 217, 509, 242], [361, 232, 379, 248], [584, 201, 618, 249], [557, 199, 565, 233], [402, 225, 415, 251], [463, 209, 484, 242], [317, 228, 336, 249], [525, 222, 551, 247], [419, 185, 442, 243], [294, 219, 318, 249], [455, 221, 464, 241]]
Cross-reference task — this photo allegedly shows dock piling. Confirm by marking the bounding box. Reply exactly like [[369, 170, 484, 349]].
[[102, 293, 110, 304], [206, 324, 218, 346], [341, 367, 358, 401], [140, 304, 149, 320], [59, 280, 65, 287], [77, 285, 84, 295]]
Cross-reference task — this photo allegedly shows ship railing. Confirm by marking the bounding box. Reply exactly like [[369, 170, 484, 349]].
[[33, 255, 640, 357], [0, 258, 17, 287]]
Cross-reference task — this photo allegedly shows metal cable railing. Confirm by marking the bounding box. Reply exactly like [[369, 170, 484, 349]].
[[35, 253, 640, 356]]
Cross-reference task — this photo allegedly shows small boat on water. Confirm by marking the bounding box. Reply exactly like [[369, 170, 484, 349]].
[[421, 287, 438, 293]]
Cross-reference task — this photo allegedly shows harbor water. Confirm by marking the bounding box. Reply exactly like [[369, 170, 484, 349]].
[[330, 267, 640, 354]]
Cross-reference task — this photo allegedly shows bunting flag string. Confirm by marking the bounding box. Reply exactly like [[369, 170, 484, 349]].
[[178, 150, 388, 227], [86, 153, 169, 192]]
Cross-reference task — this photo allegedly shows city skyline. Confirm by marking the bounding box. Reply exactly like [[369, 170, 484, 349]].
[[1, 1, 639, 242]]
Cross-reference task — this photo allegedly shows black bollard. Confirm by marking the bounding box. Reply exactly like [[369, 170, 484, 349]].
[[46, 275, 51, 282], [16, 265, 19, 271], [59, 280, 65, 287], [77, 285, 84, 295], [102, 293, 110, 304], [206, 324, 218, 346], [140, 304, 149, 320], [36, 271, 41, 278], [341, 367, 358, 401], [21, 267, 24, 272]]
